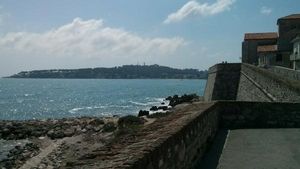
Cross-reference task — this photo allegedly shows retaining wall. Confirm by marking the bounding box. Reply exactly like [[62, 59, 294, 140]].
[[237, 64, 300, 102], [219, 101, 300, 129], [97, 101, 300, 169], [267, 66, 300, 81], [205, 63, 300, 102]]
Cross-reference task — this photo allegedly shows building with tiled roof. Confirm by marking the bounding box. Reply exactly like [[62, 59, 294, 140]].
[[244, 32, 278, 41], [242, 14, 300, 69]]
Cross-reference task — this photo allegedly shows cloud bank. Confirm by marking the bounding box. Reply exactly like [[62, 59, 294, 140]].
[[0, 18, 187, 75], [164, 0, 236, 24], [0, 18, 185, 59]]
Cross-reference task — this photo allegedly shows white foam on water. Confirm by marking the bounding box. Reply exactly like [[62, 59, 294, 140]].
[[68, 106, 107, 114]]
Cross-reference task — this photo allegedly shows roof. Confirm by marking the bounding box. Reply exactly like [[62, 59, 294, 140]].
[[279, 14, 300, 20], [257, 45, 278, 53], [244, 32, 278, 41]]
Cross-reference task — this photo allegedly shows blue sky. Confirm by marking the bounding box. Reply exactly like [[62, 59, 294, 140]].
[[0, 0, 299, 76]]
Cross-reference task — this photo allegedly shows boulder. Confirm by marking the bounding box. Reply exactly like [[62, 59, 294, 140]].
[[138, 110, 149, 117], [102, 122, 117, 132], [89, 119, 104, 126], [150, 106, 158, 111], [158, 106, 168, 111], [118, 115, 145, 128]]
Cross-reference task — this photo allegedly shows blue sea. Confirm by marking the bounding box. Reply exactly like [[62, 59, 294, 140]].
[[0, 79, 206, 120]]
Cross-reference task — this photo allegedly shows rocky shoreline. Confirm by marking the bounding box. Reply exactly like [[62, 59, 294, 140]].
[[0, 94, 201, 169]]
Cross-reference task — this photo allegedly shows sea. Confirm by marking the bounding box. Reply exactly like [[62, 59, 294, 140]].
[[0, 79, 207, 120]]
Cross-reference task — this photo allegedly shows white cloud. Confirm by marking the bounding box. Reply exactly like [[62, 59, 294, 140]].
[[260, 6, 272, 15], [163, 0, 236, 24], [0, 18, 186, 69]]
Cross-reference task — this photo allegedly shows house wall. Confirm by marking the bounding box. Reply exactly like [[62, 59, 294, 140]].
[[242, 39, 277, 65], [277, 19, 300, 52]]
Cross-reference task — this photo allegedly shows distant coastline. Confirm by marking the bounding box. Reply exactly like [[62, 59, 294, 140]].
[[6, 64, 208, 79]]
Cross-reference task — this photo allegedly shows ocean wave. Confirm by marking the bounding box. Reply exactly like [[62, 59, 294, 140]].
[[129, 98, 168, 106], [24, 94, 34, 97], [68, 106, 106, 114], [129, 101, 154, 106], [68, 104, 130, 114]]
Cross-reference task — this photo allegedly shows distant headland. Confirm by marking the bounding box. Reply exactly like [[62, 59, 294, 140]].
[[6, 64, 208, 79]]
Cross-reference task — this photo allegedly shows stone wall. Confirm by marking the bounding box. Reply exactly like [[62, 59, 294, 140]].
[[267, 65, 300, 81], [236, 72, 272, 102], [218, 101, 300, 129], [204, 63, 241, 101], [205, 63, 300, 103], [238, 64, 300, 102], [129, 103, 219, 169], [204, 65, 217, 101]]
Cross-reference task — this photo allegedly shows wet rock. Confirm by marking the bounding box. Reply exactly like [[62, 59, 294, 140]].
[[150, 106, 158, 111], [138, 110, 149, 117], [158, 106, 168, 111], [167, 94, 199, 107]]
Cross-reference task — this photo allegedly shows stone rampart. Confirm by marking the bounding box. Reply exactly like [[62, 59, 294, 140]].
[[218, 101, 300, 129], [267, 66, 300, 81], [204, 63, 241, 101], [237, 64, 300, 102], [205, 63, 300, 102], [81, 101, 300, 169]]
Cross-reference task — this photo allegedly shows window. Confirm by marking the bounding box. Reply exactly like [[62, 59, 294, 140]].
[[276, 54, 283, 62]]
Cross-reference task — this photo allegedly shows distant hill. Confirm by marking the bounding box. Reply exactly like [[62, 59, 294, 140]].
[[7, 64, 208, 79]]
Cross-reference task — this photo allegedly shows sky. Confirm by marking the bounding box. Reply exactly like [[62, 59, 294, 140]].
[[0, 0, 299, 76]]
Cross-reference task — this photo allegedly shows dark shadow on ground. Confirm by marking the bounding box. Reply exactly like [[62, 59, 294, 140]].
[[193, 129, 228, 169]]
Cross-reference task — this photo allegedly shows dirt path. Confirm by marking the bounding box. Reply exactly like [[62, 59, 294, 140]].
[[19, 138, 66, 169]]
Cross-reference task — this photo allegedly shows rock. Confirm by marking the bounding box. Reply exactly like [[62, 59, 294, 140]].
[[161, 102, 165, 105], [85, 125, 93, 130], [47, 129, 54, 137], [166, 96, 173, 101], [118, 115, 145, 128], [102, 122, 117, 132], [93, 126, 102, 132], [167, 94, 199, 107], [89, 119, 104, 126], [158, 106, 168, 111], [47, 130, 65, 139], [150, 106, 158, 111], [63, 128, 75, 137], [138, 110, 149, 117]]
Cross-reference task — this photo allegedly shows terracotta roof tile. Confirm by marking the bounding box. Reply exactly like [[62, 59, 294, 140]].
[[257, 45, 278, 53], [244, 32, 278, 40], [279, 14, 300, 20]]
